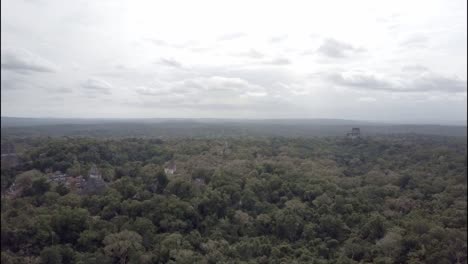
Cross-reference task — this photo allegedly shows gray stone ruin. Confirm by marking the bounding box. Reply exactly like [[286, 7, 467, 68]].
[[88, 164, 101, 179], [164, 160, 177, 175], [80, 164, 107, 195], [346, 127, 361, 139]]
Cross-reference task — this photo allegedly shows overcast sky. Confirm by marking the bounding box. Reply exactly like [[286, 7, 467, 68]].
[[1, 0, 467, 124]]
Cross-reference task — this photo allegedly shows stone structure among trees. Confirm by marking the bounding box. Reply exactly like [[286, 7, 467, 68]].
[[346, 127, 361, 139], [164, 160, 177, 175], [88, 164, 102, 179], [80, 165, 106, 195]]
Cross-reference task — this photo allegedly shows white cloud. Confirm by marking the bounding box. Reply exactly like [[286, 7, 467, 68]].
[[269, 35, 288, 43], [1, 47, 57, 73], [1, 0, 466, 121], [399, 34, 429, 48], [48, 87, 73, 93], [317, 39, 365, 58], [358, 96, 377, 102], [158, 58, 183, 68], [234, 49, 265, 59], [81, 78, 112, 94], [217, 32, 247, 41], [402, 65, 429, 73], [328, 69, 467, 93], [136, 76, 267, 99], [262, 58, 291, 65]]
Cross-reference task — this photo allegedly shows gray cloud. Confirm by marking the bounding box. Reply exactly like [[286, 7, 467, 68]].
[[136, 76, 267, 98], [376, 14, 402, 32], [190, 47, 212, 53], [158, 58, 183, 68], [357, 96, 377, 102], [144, 38, 168, 46], [131, 75, 288, 112], [0, 75, 48, 91], [2, 0, 465, 121], [270, 35, 288, 43], [1, 48, 57, 73], [235, 49, 265, 59], [310, 33, 320, 39], [81, 78, 112, 94], [115, 65, 127, 70], [1, 78, 27, 90], [410, 74, 467, 93], [135, 87, 171, 96], [402, 65, 429, 72], [400, 34, 428, 48], [217, 32, 247, 41], [135, 80, 191, 97], [317, 38, 365, 58], [49, 87, 73, 93], [301, 50, 316, 56], [262, 58, 291, 65], [144, 38, 199, 50], [192, 65, 295, 89], [328, 70, 467, 93], [129, 90, 294, 113], [47, 95, 66, 101], [328, 72, 393, 90]]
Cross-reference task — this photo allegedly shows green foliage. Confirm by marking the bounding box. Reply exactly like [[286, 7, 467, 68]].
[[1, 136, 466, 263], [51, 207, 89, 244], [40, 246, 62, 264], [103, 230, 143, 264], [29, 177, 50, 196], [55, 183, 69, 196]]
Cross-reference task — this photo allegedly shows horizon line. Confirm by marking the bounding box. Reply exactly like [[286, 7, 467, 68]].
[[1, 116, 467, 126]]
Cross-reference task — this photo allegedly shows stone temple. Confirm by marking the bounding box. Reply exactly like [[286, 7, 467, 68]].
[[346, 128, 361, 139]]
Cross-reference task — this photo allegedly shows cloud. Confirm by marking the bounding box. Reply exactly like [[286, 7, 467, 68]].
[[1, 48, 57, 73], [317, 38, 365, 58], [302, 50, 316, 55], [0, 75, 47, 91], [81, 78, 112, 94], [235, 49, 265, 59], [158, 63, 296, 90], [277, 82, 311, 95], [402, 65, 429, 73], [262, 58, 291, 65], [245, 91, 267, 97], [135, 80, 191, 97], [328, 70, 467, 93], [400, 34, 428, 48], [270, 35, 288, 43], [144, 38, 168, 46], [49, 87, 73, 93], [158, 58, 183, 68], [329, 71, 393, 90], [358, 97, 377, 102], [197, 76, 266, 94], [217, 32, 247, 41], [131, 75, 295, 112], [410, 74, 467, 93], [189, 47, 212, 53], [136, 76, 267, 98], [1, 78, 27, 90], [0, 0, 465, 121], [144, 38, 198, 50]]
